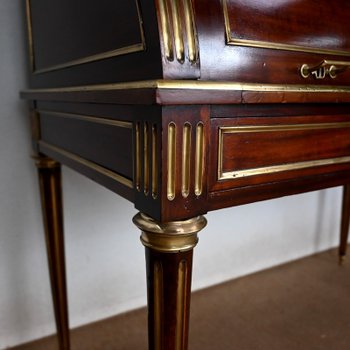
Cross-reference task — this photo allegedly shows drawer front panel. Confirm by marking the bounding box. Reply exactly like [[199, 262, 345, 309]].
[[39, 111, 133, 180], [210, 116, 350, 190]]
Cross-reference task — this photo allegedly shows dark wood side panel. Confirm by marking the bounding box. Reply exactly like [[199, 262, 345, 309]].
[[39, 111, 133, 179], [26, 0, 163, 88], [28, 0, 143, 72]]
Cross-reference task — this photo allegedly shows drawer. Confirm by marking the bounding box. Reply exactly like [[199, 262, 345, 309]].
[[209, 115, 350, 191], [196, 0, 350, 86], [38, 110, 133, 181]]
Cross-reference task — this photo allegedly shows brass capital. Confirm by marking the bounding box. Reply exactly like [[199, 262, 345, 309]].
[[32, 155, 60, 169], [133, 213, 207, 253]]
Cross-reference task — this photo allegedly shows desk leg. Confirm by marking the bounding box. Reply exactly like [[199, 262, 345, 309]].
[[133, 213, 207, 350], [35, 156, 70, 350], [340, 184, 350, 264]]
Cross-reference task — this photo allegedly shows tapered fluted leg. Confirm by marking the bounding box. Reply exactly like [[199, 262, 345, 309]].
[[339, 184, 350, 264], [35, 156, 70, 350], [133, 213, 207, 350]]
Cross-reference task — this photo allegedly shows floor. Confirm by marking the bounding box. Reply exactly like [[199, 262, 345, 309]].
[[11, 247, 350, 350]]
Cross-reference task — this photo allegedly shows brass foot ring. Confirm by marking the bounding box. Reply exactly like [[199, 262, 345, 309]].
[[133, 213, 207, 253]]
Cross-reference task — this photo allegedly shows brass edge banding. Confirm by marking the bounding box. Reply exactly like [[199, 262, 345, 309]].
[[182, 123, 192, 198], [38, 110, 132, 129], [167, 123, 176, 201], [26, 0, 146, 74], [133, 213, 207, 253], [158, 0, 174, 61], [136, 122, 142, 191], [195, 123, 204, 196], [222, 0, 350, 57], [171, 0, 185, 63], [22, 80, 350, 94], [39, 141, 133, 188], [220, 156, 350, 180], [218, 122, 350, 180]]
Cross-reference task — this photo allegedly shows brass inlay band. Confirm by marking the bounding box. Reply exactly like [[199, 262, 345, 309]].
[[182, 123, 192, 198], [144, 123, 150, 195], [154, 261, 163, 350], [171, 0, 185, 63], [26, 0, 146, 74], [167, 123, 176, 201], [183, 0, 198, 63], [136, 122, 142, 191], [22, 79, 350, 95], [158, 0, 174, 61], [195, 123, 204, 196], [152, 125, 158, 199], [134, 213, 207, 253], [33, 155, 60, 169], [222, 0, 350, 57], [218, 122, 350, 180], [39, 141, 133, 188], [176, 260, 187, 350], [38, 110, 132, 129]]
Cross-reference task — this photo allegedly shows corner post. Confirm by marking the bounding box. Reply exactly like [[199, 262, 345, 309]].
[[34, 156, 70, 350], [133, 213, 207, 350]]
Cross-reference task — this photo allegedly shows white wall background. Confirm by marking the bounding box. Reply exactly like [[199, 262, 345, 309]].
[[0, 1, 344, 348]]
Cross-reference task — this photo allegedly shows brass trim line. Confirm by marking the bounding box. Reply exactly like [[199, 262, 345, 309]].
[[26, 0, 146, 74], [195, 123, 204, 196], [38, 110, 132, 129], [32, 155, 60, 169], [152, 125, 158, 199], [136, 122, 142, 191], [144, 122, 150, 195], [22, 79, 350, 94], [222, 0, 350, 57], [133, 213, 207, 253], [218, 122, 350, 180], [158, 0, 174, 61], [182, 123, 192, 198], [167, 123, 176, 201], [39, 141, 133, 188]]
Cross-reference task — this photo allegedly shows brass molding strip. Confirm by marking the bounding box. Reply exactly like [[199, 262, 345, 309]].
[[133, 212, 207, 253], [26, 0, 145, 74], [167, 123, 177, 201], [152, 125, 159, 199], [38, 110, 132, 129], [176, 260, 187, 350], [22, 80, 350, 95], [194, 123, 204, 196], [183, 0, 198, 63], [39, 141, 133, 188], [182, 123, 192, 198], [136, 122, 142, 191], [158, 0, 174, 61], [218, 122, 350, 180], [153, 262, 163, 350], [222, 0, 350, 57], [144, 122, 150, 195], [171, 0, 185, 63]]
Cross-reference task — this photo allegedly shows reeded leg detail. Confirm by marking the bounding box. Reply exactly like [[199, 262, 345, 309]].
[[133, 213, 207, 350], [339, 184, 350, 265], [34, 156, 70, 350]]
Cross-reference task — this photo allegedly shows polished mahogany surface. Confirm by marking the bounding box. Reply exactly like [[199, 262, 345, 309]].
[[21, 1, 350, 349]]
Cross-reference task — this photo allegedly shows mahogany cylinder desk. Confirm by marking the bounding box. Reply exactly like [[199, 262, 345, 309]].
[[21, 0, 350, 349]]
